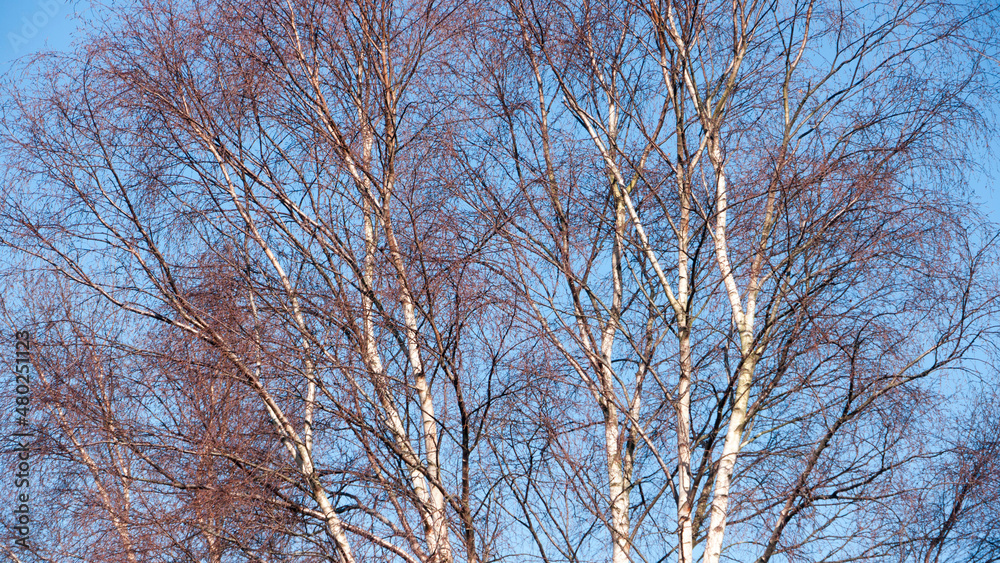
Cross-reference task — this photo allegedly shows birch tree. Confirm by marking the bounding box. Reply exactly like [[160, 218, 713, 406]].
[[2, 0, 509, 561], [466, 0, 1000, 561]]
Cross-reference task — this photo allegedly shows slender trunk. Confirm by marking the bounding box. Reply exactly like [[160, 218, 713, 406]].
[[356, 111, 448, 561], [703, 134, 756, 563], [703, 332, 755, 563], [603, 98, 631, 563], [379, 101, 452, 560], [675, 161, 695, 563]]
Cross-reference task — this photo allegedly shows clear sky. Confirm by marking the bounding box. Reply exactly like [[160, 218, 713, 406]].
[[0, 0, 998, 224]]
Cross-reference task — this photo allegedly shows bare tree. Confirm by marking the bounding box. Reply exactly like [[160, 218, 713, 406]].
[[2, 1, 511, 561], [462, 0, 1000, 561]]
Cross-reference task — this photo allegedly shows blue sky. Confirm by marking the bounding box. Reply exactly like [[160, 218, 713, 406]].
[[0, 0, 83, 71], [0, 0, 998, 224]]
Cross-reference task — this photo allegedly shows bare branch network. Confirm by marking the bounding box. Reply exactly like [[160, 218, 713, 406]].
[[1, 0, 999, 562]]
